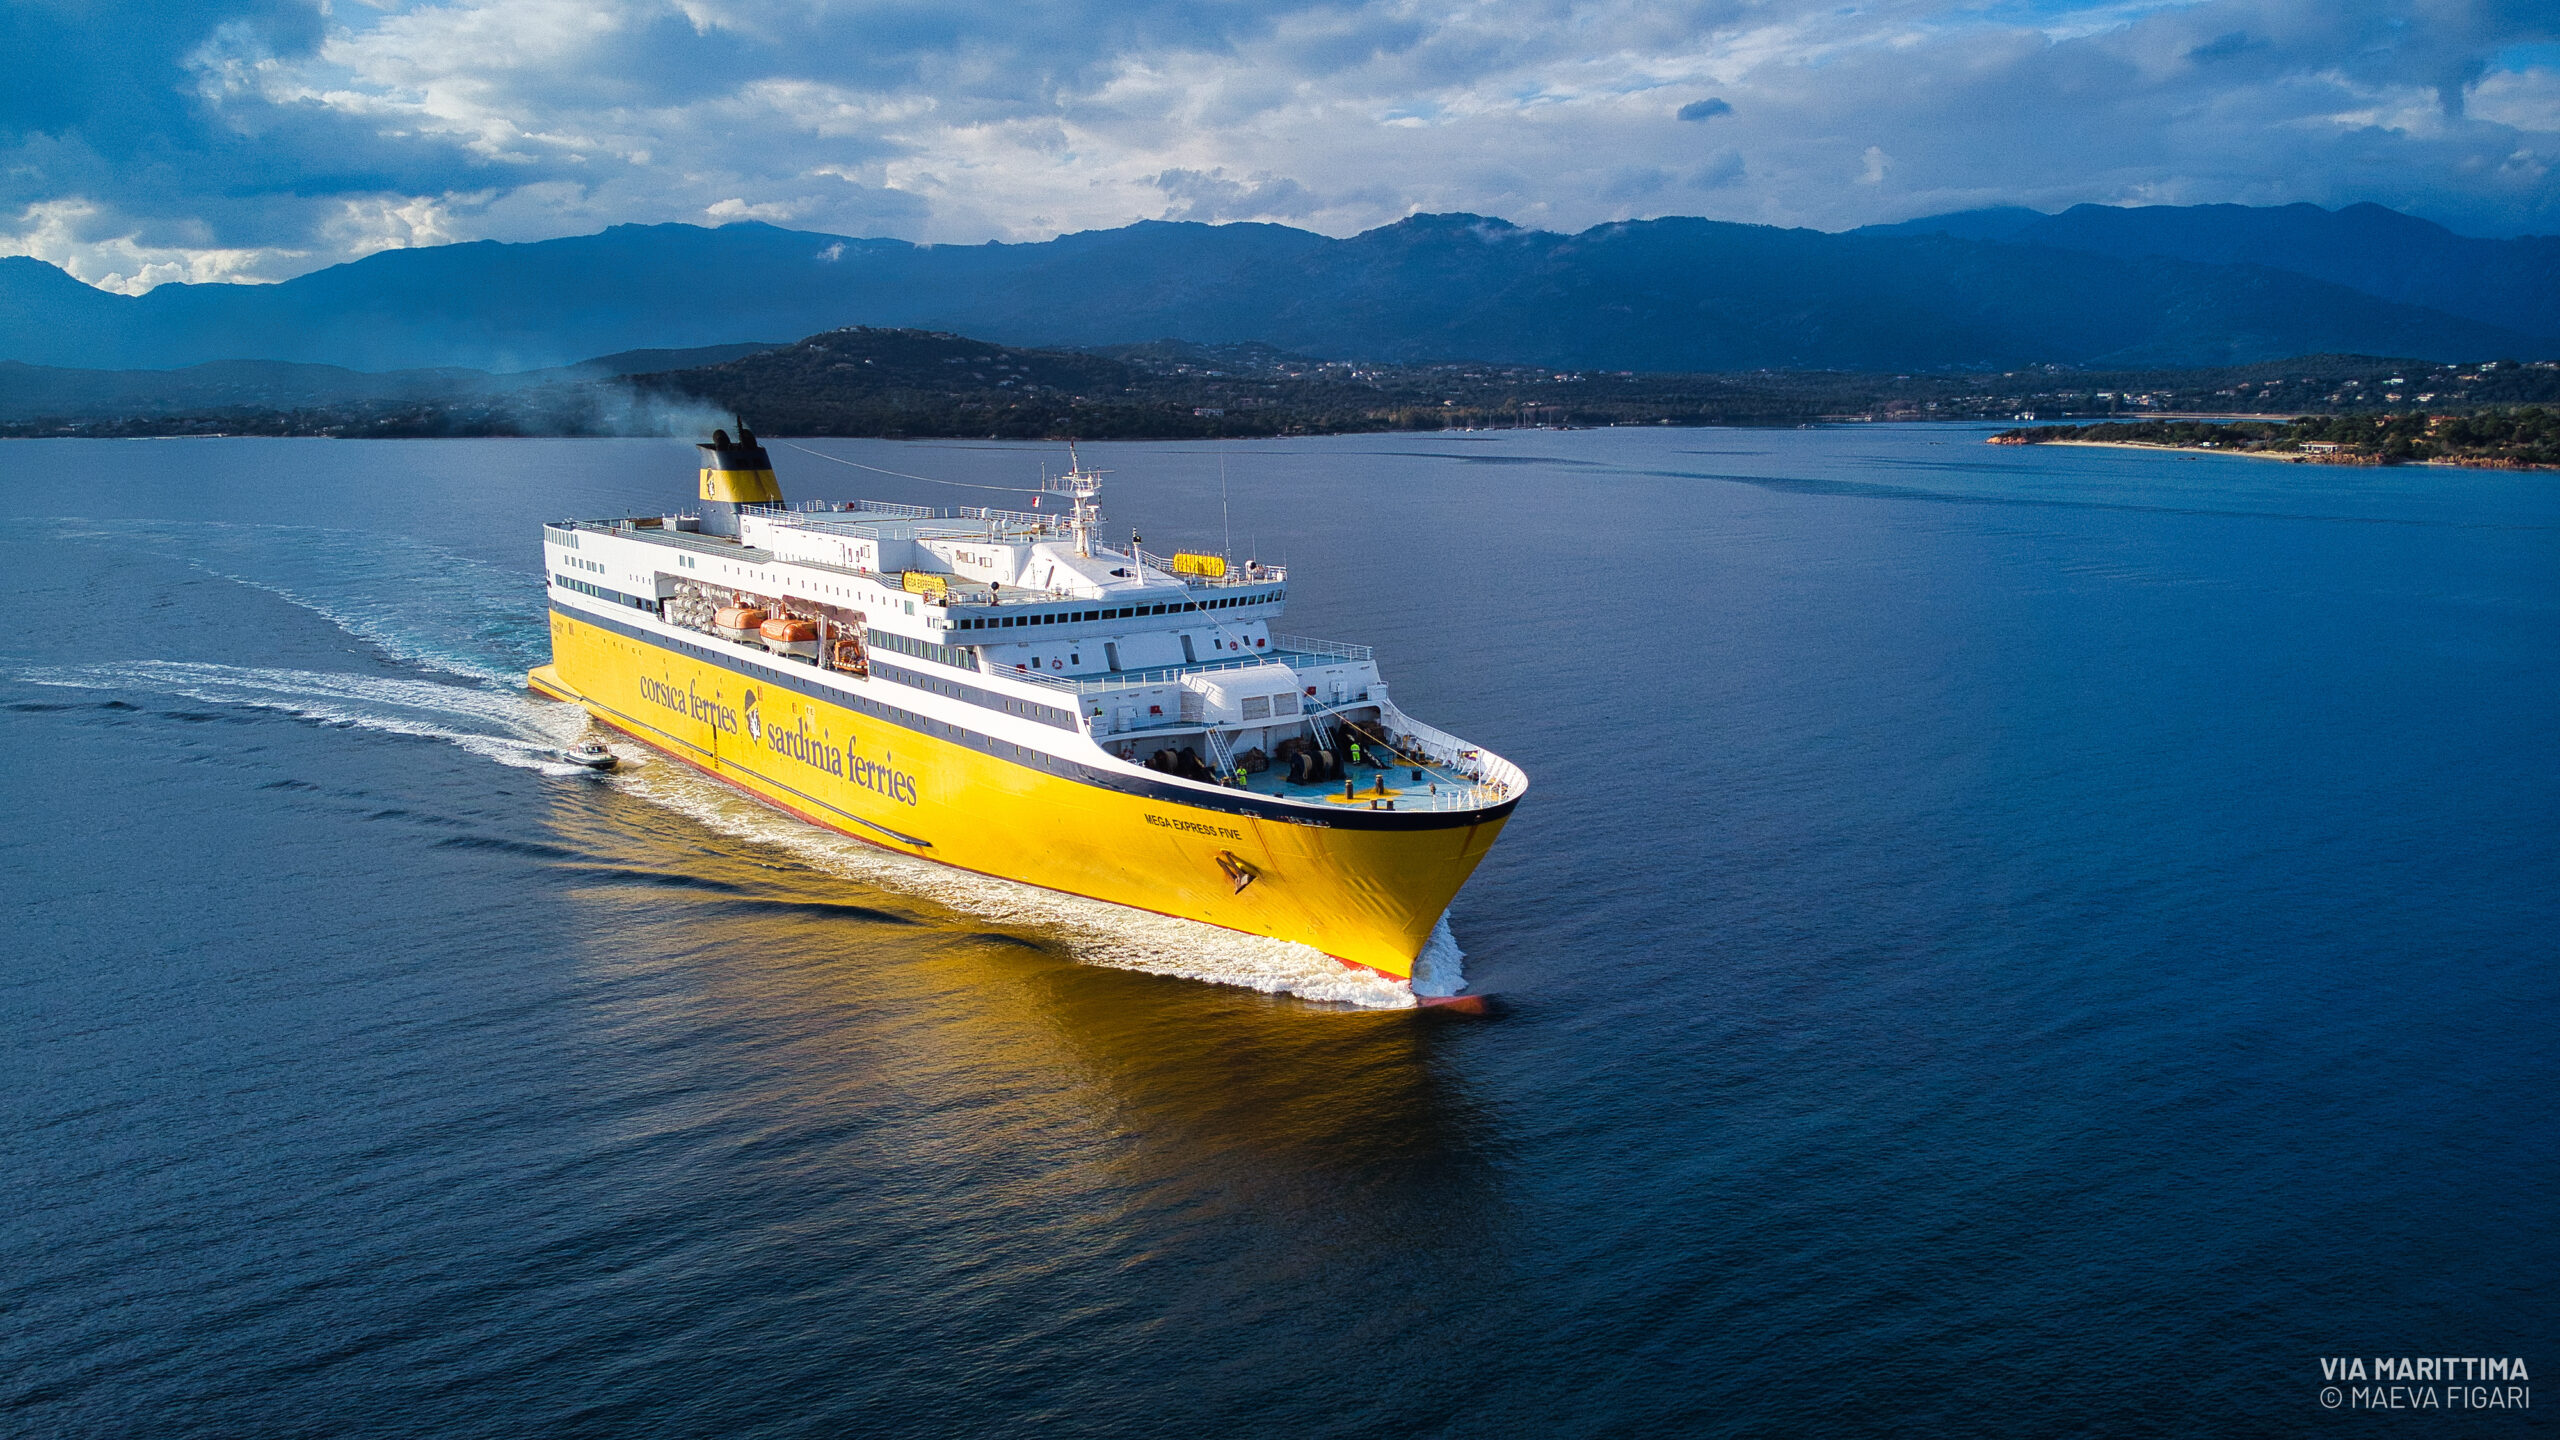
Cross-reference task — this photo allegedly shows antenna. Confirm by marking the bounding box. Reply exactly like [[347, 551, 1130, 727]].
[[1219, 453, 1234, 559]]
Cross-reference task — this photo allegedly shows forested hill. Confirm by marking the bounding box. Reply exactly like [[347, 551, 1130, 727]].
[[17, 329, 2556, 440]]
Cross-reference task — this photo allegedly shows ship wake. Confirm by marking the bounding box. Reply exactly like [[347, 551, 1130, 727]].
[[17, 660, 597, 776], [35, 518, 551, 686]]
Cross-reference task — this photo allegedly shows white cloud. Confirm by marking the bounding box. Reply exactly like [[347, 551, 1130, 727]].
[[0, 199, 301, 294], [704, 196, 808, 221], [2468, 64, 2560, 131], [1151, 168, 1322, 222], [322, 194, 482, 257]]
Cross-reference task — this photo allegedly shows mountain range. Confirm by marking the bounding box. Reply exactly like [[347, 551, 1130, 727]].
[[1, 202, 2550, 376]]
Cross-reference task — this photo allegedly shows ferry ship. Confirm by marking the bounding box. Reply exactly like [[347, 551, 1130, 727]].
[[527, 430, 1525, 980]]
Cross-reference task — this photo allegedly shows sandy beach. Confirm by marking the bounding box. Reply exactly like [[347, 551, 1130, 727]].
[[1992, 438, 2553, 470]]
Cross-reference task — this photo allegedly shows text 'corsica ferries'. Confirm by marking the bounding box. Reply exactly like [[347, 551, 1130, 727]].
[[527, 430, 1526, 980]]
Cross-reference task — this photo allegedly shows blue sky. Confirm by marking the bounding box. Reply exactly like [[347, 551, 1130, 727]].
[[4, 0, 2555, 291]]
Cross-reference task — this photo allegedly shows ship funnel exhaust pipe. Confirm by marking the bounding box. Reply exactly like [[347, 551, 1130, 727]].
[[694, 421, 783, 536]]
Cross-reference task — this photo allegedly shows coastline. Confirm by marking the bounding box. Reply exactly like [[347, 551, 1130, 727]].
[[1991, 437, 2558, 472], [2003, 438, 2334, 463]]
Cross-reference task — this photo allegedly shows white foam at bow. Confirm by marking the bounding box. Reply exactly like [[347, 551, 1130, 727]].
[[1408, 913, 1467, 998]]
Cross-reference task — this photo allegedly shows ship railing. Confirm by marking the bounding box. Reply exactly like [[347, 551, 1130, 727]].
[[1131, 548, 1287, 587], [1043, 645, 1364, 696], [1292, 780, 1497, 813], [557, 518, 774, 562], [1084, 733, 1500, 813], [990, 659, 1214, 695], [957, 504, 1068, 536], [1268, 634, 1372, 663], [983, 637, 1375, 698], [1371, 698, 1527, 799], [1185, 566, 1286, 587], [799, 499, 935, 519], [986, 662, 1083, 692], [773, 499, 1066, 530], [950, 583, 1086, 609]]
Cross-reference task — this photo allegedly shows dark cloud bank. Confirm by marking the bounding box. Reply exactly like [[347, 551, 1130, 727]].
[[2, 0, 2554, 294]]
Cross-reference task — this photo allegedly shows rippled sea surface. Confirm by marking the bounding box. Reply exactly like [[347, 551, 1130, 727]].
[[3, 429, 2552, 1437]]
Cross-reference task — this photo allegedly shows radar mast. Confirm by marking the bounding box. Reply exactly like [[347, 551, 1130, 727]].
[[1045, 442, 1107, 558]]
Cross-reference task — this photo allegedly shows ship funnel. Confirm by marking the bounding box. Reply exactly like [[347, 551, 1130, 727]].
[[694, 421, 783, 536]]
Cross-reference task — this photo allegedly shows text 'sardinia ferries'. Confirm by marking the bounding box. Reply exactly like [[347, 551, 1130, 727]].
[[529, 430, 1525, 980]]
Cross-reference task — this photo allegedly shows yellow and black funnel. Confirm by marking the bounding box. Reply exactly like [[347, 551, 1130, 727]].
[[698, 425, 783, 505]]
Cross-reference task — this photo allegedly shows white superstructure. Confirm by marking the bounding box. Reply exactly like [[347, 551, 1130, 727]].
[[540, 452, 1522, 811]]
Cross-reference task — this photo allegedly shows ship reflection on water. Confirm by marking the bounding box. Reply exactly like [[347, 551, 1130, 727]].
[[535, 773, 1510, 1337]]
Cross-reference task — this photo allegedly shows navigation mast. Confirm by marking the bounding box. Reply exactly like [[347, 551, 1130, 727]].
[[1045, 442, 1107, 558]]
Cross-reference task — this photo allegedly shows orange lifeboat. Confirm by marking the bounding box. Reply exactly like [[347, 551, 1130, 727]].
[[760, 613, 822, 661], [713, 605, 768, 645]]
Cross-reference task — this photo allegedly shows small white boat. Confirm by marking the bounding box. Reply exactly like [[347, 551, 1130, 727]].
[[562, 740, 619, 771]]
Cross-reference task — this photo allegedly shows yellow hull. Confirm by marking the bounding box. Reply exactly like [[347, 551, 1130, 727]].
[[534, 607, 1512, 978]]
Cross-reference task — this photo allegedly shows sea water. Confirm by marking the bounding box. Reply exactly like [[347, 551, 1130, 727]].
[[1, 428, 2551, 1436]]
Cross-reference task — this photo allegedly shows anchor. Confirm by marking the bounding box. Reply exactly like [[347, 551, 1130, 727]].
[[1214, 850, 1261, 895]]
